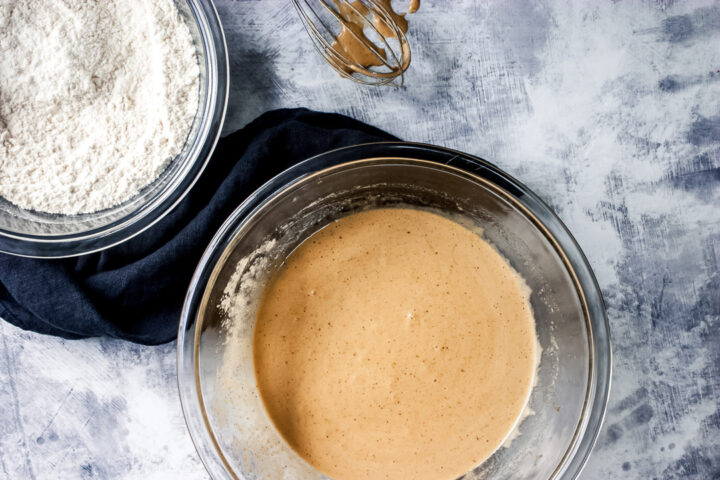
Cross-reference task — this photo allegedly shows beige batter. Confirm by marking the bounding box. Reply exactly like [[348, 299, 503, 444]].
[[331, 1, 386, 74], [253, 208, 538, 480], [330, 0, 417, 75]]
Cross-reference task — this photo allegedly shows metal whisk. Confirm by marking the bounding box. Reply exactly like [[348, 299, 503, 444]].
[[292, 0, 411, 86]]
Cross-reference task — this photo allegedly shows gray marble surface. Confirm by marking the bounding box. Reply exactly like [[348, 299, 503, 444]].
[[1, 0, 719, 478]]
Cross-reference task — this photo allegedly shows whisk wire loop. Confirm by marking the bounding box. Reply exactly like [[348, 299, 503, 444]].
[[291, 0, 411, 86]]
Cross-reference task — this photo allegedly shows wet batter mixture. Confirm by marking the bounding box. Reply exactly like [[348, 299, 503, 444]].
[[329, 0, 416, 76], [253, 208, 538, 480]]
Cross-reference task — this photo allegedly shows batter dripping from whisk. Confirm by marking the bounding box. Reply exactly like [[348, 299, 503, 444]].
[[329, 0, 418, 77]]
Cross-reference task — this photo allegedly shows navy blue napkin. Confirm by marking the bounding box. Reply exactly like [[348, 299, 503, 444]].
[[0, 109, 395, 345]]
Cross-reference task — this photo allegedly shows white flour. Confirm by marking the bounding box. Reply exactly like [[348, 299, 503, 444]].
[[0, 0, 200, 215]]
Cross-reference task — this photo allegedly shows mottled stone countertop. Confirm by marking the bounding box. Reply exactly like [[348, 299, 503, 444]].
[[1, 0, 718, 478]]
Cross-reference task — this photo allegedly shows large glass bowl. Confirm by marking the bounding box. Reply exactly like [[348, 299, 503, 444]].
[[0, 0, 228, 258], [178, 143, 612, 479]]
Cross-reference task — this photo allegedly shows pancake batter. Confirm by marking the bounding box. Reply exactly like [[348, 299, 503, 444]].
[[253, 208, 538, 480]]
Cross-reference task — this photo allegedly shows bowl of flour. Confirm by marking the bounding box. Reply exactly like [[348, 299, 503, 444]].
[[0, 0, 228, 257]]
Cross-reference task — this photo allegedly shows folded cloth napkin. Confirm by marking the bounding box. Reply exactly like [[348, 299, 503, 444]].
[[0, 109, 396, 345]]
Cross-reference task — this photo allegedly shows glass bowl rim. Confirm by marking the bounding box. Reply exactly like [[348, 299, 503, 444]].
[[177, 141, 612, 480], [0, 0, 229, 259]]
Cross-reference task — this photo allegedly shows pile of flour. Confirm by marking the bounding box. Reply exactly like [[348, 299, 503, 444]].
[[0, 0, 200, 214]]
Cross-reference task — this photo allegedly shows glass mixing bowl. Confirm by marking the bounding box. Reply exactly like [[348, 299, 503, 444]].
[[0, 0, 228, 258], [178, 143, 611, 479]]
